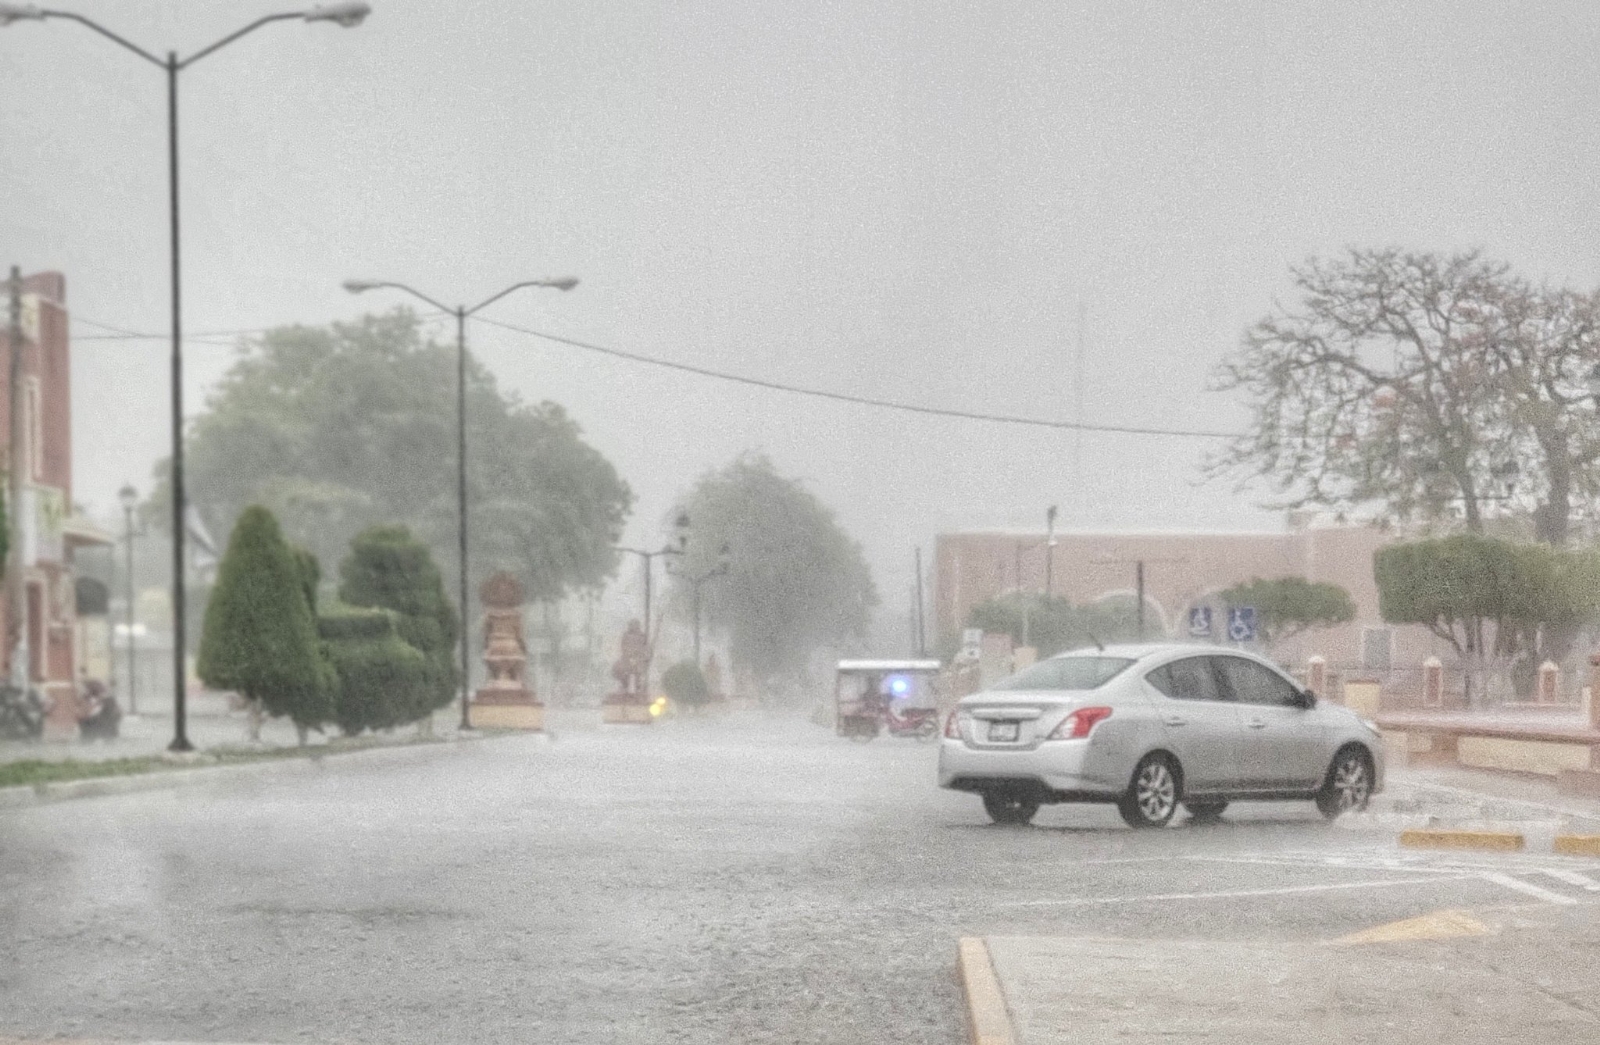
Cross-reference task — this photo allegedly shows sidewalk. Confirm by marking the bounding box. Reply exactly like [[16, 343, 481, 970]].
[[973, 901, 1600, 1044]]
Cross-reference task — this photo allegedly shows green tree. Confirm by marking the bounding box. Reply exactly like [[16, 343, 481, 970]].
[[162, 309, 632, 605], [1219, 577, 1356, 645], [672, 455, 877, 687], [1376, 534, 1600, 702], [198, 506, 333, 742], [338, 525, 458, 722], [1210, 249, 1600, 544], [965, 594, 1152, 658], [661, 660, 711, 709], [318, 607, 433, 735]]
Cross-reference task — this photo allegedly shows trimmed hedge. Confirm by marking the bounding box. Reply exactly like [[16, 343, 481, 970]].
[[318, 606, 433, 735]]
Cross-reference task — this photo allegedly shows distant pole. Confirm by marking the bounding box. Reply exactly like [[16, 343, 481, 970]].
[[913, 546, 926, 657], [5, 266, 24, 689], [123, 500, 137, 715], [1014, 541, 1023, 593], [1044, 505, 1058, 600], [1135, 561, 1146, 639], [1074, 300, 1085, 499]]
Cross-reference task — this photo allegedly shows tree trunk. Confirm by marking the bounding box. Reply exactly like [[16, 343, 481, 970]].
[[246, 697, 263, 743], [1535, 434, 1572, 545], [295, 721, 308, 747]]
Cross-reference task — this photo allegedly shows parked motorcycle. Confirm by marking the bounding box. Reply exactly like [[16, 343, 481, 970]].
[[0, 683, 50, 741], [78, 680, 121, 742]]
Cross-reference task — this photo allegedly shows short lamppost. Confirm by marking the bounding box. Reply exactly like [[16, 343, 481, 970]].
[[671, 542, 731, 665], [616, 513, 690, 693], [343, 277, 579, 730], [2, 1, 373, 751], [117, 483, 142, 716]]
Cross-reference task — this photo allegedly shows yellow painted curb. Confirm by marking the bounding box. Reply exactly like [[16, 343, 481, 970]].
[[1334, 908, 1490, 945], [957, 937, 1016, 1045], [1553, 834, 1600, 858], [1399, 828, 1524, 852]]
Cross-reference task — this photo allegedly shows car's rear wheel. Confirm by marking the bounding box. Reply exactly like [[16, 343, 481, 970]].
[[1316, 746, 1373, 820], [1183, 800, 1228, 824], [1119, 754, 1180, 829], [982, 792, 1040, 825]]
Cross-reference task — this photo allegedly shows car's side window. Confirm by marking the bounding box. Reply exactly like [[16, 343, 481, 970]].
[[1213, 656, 1301, 707], [1146, 657, 1227, 702]]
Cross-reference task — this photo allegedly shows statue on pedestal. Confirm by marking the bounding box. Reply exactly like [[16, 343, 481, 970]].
[[603, 619, 654, 723], [468, 571, 543, 731]]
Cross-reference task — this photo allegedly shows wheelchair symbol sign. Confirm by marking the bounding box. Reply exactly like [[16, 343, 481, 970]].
[[1227, 607, 1257, 643], [1186, 607, 1212, 638]]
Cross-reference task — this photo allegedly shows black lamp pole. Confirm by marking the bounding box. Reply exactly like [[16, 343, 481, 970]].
[[5, 2, 374, 751], [342, 278, 578, 729]]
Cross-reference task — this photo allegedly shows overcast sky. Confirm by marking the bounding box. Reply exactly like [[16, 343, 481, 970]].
[[5, 0, 1600, 629]]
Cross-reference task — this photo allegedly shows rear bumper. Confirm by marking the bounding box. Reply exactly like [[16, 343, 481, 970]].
[[937, 737, 1122, 799]]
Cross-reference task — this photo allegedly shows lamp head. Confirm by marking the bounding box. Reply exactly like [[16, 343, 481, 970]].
[[545, 277, 580, 292], [305, 2, 371, 27], [0, 4, 43, 26], [342, 279, 381, 294], [118, 484, 138, 511], [673, 511, 691, 552]]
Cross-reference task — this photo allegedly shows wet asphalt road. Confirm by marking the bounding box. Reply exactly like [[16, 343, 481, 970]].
[[0, 714, 1563, 1044]]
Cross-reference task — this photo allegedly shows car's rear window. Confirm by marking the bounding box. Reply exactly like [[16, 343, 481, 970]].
[[991, 656, 1135, 691]]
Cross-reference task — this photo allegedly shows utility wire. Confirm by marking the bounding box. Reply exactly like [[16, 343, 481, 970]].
[[470, 315, 1240, 440]]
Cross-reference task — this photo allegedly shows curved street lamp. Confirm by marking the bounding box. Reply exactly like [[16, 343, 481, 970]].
[[3, 4, 370, 751], [616, 512, 690, 697], [343, 277, 579, 730]]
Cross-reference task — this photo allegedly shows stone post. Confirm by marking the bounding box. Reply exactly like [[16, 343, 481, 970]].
[[1588, 655, 1600, 730], [1422, 656, 1444, 708], [1537, 661, 1560, 705], [1306, 656, 1327, 700]]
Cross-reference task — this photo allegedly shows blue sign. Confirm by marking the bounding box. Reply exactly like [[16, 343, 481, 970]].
[[1187, 607, 1213, 638], [1228, 607, 1258, 644]]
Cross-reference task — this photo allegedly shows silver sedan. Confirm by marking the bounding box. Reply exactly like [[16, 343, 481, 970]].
[[938, 642, 1384, 828]]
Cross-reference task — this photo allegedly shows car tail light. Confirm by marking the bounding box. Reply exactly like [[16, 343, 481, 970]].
[[1047, 706, 1113, 740], [944, 711, 964, 739]]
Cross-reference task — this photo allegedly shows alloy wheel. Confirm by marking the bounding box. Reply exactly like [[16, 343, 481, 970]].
[[1135, 760, 1177, 822]]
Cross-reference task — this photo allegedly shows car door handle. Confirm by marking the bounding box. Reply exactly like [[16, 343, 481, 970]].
[[1245, 719, 1267, 729], [1162, 715, 1187, 727]]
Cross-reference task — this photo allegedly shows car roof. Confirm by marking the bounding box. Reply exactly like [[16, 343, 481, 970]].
[[1047, 642, 1260, 663]]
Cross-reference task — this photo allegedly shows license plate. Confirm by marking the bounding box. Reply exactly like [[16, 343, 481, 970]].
[[988, 721, 1020, 742]]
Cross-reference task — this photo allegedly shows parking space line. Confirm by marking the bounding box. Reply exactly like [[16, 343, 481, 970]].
[[1538, 868, 1600, 891], [996, 876, 1475, 908], [1479, 871, 1579, 906]]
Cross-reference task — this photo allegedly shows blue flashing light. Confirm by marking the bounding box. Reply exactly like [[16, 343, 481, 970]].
[[887, 674, 911, 697]]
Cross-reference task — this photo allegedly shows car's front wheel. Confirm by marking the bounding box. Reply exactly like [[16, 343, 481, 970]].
[[1119, 753, 1181, 829], [982, 792, 1040, 825], [1316, 746, 1373, 820]]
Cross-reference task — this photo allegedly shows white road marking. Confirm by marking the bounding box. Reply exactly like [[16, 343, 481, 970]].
[[997, 876, 1474, 907], [1185, 854, 1465, 876], [1537, 868, 1600, 891], [1479, 871, 1579, 906]]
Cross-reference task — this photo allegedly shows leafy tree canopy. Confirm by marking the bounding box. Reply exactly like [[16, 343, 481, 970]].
[[1219, 577, 1356, 645], [1375, 534, 1600, 665], [672, 454, 877, 683], [1211, 249, 1600, 544], [161, 309, 632, 605]]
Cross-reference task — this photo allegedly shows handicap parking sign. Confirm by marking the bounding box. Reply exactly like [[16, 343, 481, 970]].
[[1186, 607, 1212, 638], [1227, 607, 1257, 643]]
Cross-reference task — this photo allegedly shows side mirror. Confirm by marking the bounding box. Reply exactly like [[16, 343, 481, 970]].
[[1299, 688, 1318, 709]]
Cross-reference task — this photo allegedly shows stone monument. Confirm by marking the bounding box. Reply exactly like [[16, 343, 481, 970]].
[[602, 619, 654, 724], [467, 571, 543, 731]]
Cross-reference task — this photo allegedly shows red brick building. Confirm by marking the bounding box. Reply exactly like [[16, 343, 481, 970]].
[[2, 270, 112, 735]]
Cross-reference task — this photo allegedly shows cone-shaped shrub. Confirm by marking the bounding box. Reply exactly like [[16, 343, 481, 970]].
[[198, 506, 333, 733], [338, 525, 459, 722]]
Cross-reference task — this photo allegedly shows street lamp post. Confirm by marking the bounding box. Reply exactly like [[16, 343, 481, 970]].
[[3, 1, 373, 752], [1045, 505, 1058, 600], [616, 513, 690, 696], [343, 277, 579, 731], [671, 542, 730, 665], [118, 483, 140, 716]]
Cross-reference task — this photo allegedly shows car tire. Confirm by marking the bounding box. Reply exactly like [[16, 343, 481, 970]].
[[1119, 753, 1181, 829], [1183, 801, 1228, 824], [1316, 746, 1374, 820], [982, 793, 1041, 826]]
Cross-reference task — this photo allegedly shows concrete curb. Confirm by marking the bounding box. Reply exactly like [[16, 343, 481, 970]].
[[0, 731, 535, 811], [957, 937, 1016, 1045], [1399, 828, 1525, 852], [1553, 834, 1600, 857]]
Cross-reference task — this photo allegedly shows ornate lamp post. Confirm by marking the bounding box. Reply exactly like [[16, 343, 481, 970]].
[[117, 483, 141, 716]]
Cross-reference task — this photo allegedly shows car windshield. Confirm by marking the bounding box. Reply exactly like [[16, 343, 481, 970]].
[[991, 656, 1135, 691]]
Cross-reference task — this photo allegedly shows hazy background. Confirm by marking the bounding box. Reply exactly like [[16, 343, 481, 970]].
[[5, 0, 1600, 628]]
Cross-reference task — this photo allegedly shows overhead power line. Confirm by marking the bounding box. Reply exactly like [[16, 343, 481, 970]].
[[470, 315, 1240, 440]]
